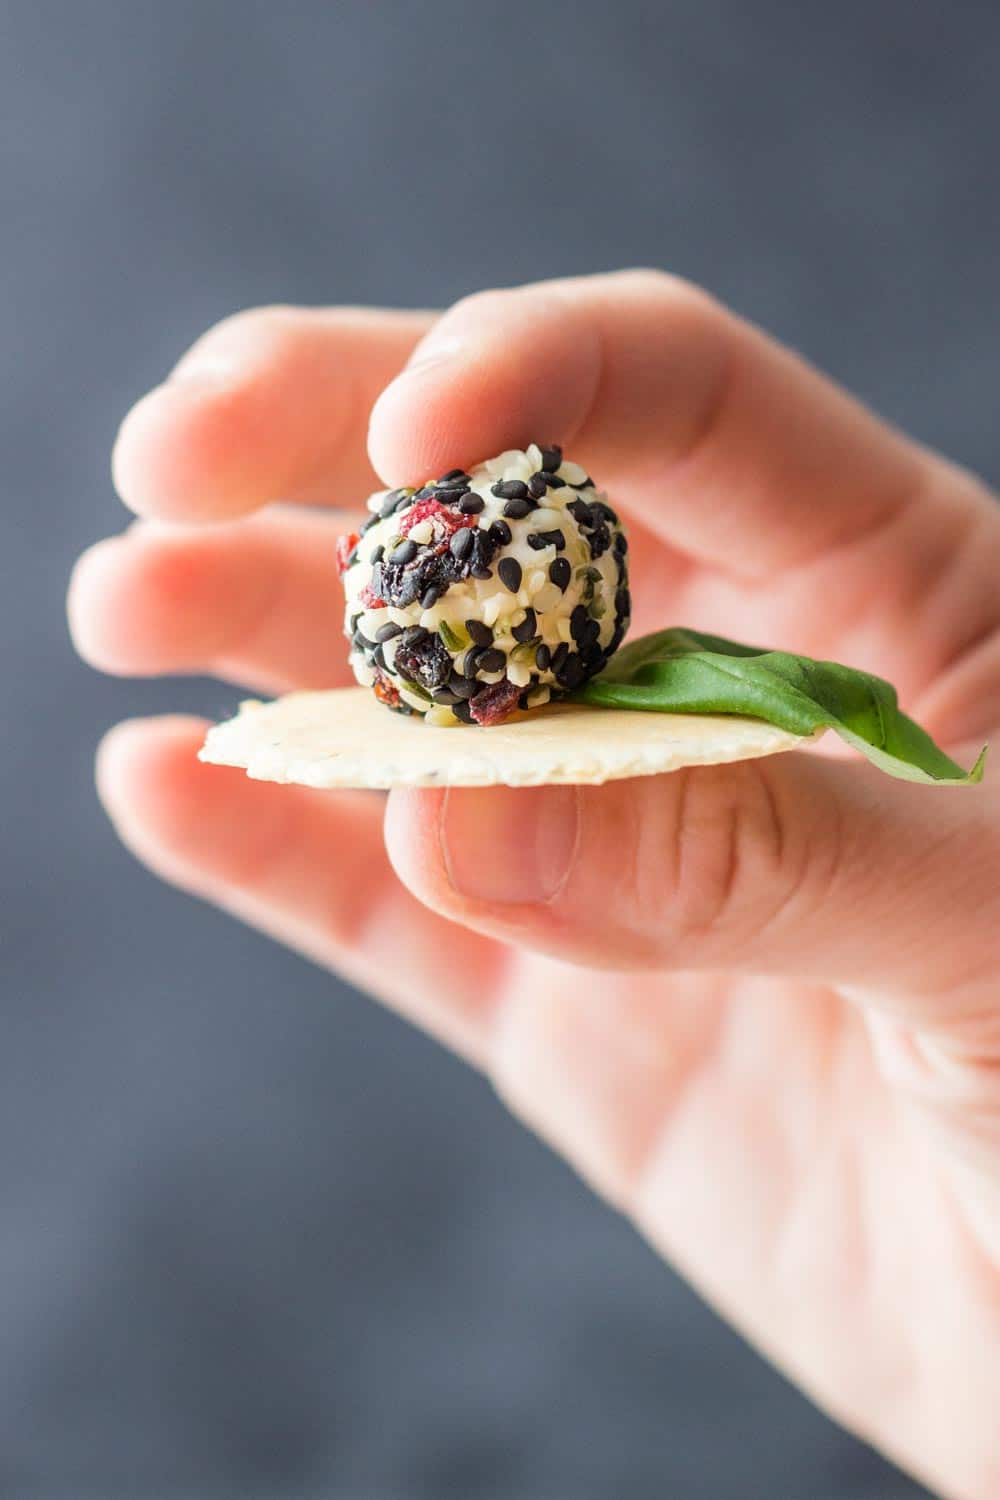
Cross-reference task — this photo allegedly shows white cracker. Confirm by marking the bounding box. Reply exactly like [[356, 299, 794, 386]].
[[199, 688, 815, 789]]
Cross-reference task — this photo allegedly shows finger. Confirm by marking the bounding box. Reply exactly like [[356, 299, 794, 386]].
[[368, 273, 1000, 719], [97, 716, 501, 1061], [385, 753, 1000, 1032], [69, 509, 361, 693], [370, 269, 976, 573], [113, 305, 432, 522]]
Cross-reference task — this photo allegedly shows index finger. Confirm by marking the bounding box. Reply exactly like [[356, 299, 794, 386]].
[[367, 269, 990, 579]]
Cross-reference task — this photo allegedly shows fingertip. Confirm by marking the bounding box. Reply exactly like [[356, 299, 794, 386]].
[[67, 534, 129, 671], [111, 375, 265, 522], [96, 714, 208, 825], [366, 293, 599, 486], [383, 786, 452, 907]]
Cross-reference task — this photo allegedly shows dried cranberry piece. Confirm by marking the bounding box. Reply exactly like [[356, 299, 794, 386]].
[[359, 582, 386, 609], [399, 497, 467, 538], [336, 531, 360, 574], [372, 668, 400, 707], [394, 635, 453, 691], [469, 678, 521, 726]]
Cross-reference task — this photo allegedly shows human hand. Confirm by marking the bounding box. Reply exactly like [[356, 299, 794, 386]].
[[69, 273, 1000, 1499]]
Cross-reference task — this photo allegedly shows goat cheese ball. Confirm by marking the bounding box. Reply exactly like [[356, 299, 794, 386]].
[[337, 445, 631, 726]]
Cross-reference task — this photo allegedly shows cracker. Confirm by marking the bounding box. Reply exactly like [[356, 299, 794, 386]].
[[199, 687, 814, 789]]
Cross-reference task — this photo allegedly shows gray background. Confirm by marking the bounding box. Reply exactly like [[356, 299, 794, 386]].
[[3, 0, 995, 1494]]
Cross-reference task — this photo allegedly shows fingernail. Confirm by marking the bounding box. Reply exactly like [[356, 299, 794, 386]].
[[404, 334, 465, 374], [440, 785, 579, 904]]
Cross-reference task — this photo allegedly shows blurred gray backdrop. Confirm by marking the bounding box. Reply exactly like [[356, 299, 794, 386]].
[[4, 0, 996, 1495]]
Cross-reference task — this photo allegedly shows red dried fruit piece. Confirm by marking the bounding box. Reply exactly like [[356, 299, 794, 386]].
[[372, 668, 400, 707], [360, 583, 386, 609], [336, 531, 359, 575], [399, 498, 466, 538], [469, 678, 521, 726]]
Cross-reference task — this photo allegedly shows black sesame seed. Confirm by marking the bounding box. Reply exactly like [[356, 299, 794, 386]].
[[470, 564, 494, 580], [437, 468, 468, 483], [558, 654, 585, 690], [615, 587, 631, 619], [548, 556, 571, 591], [412, 486, 435, 501], [588, 524, 611, 558], [370, 543, 385, 564], [540, 444, 562, 472], [527, 472, 548, 500], [580, 618, 601, 650], [458, 492, 485, 514], [579, 475, 595, 488], [379, 489, 404, 518], [567, 499, 594, 527], [400, 625, 429, 647], [360, 513, 379, 533], [528, 528, 566, 551], [349, 612, 362, 632], [536, 470, 565, 490], [607, 623, 626, 655], [375, 621, 402, 643], [462, 647, 482, 678], [420, 585, 442, 609], [478, 648, 506, 674], [452, 700, 474, 724], [432, 687, 459, 706], [465, 619, 493, 647], [352, 628, 371, 651], [570, 604, 589, 641], [448, 672, 477, 699], [512, 608, 537, 643], [498, 557, 522, 593], [389, 538, 418, 566], [551, 641, 570, 672], [489, 519, 512, 546], [492, 479, 528, 501], [449, 527, 475, 560], [535, 642, 551, 671], [614, 531, 628, 555], [371, 644, 386, 670], [502, 497, 532, 520]]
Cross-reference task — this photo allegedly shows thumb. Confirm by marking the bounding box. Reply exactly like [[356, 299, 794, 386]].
[[384, 748, 999, 1023]]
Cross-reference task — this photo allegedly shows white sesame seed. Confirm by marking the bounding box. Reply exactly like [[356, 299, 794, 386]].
[[408, 520, 433, 544], [560, 461, 588, 485], [482, 593, 507, 626], [526, 684, 551, 708], [507, 660, 531, 687]]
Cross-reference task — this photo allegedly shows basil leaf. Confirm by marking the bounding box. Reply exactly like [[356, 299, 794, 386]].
[[578, 627, 985, 785]]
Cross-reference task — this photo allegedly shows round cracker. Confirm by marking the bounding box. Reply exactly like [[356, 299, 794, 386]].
[[199, 687, 814, 789]]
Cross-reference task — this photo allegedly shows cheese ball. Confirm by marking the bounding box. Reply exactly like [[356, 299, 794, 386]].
[[337, 445, 631, 726]]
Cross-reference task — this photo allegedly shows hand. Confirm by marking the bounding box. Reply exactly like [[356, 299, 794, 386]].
[[69, 273, 1000, 1499]]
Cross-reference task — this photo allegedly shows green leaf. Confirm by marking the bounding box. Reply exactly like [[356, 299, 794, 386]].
[[577, 627, 986, 785]]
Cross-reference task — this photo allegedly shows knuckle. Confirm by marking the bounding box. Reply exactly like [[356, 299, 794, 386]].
[[615, 266, 723, 324], [637, 761, 800, 948]]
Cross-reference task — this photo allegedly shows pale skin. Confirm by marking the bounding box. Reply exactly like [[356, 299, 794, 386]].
[[68, 272, 1000, 1499]]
